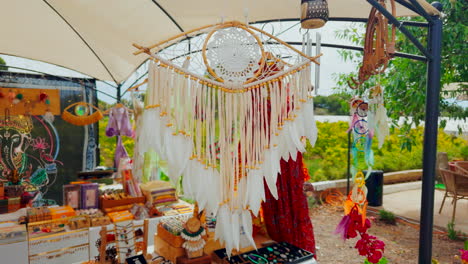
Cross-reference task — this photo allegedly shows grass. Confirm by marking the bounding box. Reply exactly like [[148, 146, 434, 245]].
[[378, 209, 397, 225]]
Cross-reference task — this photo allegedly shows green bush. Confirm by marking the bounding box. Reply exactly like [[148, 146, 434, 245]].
[[303, 121, 467, 182], [98, 117, 134, 168], [378, 209, 397, 225]]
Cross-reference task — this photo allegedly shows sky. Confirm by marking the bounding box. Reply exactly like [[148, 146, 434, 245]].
[[0, 21, 361, 103]]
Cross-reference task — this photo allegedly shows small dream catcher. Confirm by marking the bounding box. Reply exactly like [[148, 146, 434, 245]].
[[133, 20, 321, 254], [348, 98, 373, 179], [61, 102, 104, 126]]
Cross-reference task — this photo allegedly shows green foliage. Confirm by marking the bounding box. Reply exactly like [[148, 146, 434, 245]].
[[314, 93, 349, 115], [460, 145, 468, 160], [448, 221, 458, 240], [464, 240, 468, 250], [0, 56, 7, 71], [333, 0, 467, 135], [378, 209, 396, 225], [303, 121, 467, 181], [364, 257, 388, 264], [98, 116, 134, 168], [304, 121, 349, 181]]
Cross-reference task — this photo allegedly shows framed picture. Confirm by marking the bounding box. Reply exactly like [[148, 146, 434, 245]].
[[80, 183, 99, 209], [63, 185, 80, 209]]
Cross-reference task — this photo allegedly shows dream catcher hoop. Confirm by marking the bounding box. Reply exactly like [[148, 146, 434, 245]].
[[133, 20, 322, 254], [203, 21, 266, 85]]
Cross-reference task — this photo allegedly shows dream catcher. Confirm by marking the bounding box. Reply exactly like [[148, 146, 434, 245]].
[[62, 102, 104, 126], [348, 0, 396, 89], [348, 98, 373, 179], [133, 20, 321, 254], [338, 1, 394, 261]]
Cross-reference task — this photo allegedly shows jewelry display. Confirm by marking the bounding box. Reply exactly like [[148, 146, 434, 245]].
[[29, 243, 89, 264], [181, 205, 207, 258], [28, 229, 89, 256], [115, 220, 137, 262]]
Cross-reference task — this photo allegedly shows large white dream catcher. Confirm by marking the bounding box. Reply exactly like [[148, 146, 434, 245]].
[[133, 21, 321, 254]]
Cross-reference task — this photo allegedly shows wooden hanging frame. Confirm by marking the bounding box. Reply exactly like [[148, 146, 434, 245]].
[[133, 20, 322, 67]]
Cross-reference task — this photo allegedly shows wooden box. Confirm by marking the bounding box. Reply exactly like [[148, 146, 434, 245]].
[[154, 234, 185, 264], [100, 196, 146, 210], [49, 205, 76, 219], [176, 254, 211, 264], [157, 223, 185, 247], [8, 197, 20, 213]]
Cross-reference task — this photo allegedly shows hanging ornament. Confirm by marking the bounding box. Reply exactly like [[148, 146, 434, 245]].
[[39, 91, 48, 102], [62, 102, 103, 126], [301, 0, 329, 29], [43, 110, 55, 123], [133, 20, 322, 255], [8, 89, 16, 103], [368, 85, 389, 148]]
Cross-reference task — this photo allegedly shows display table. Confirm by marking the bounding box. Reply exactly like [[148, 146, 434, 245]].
[[0, 216, 319, 264], [0, 214, 189, 264]]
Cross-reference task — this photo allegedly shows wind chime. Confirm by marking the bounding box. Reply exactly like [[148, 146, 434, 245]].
[[337, 0, 395, 263], [133, 20, 321, 253]]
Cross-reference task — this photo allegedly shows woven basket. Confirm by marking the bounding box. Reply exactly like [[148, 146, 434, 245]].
[[301, 0, 329, 29]]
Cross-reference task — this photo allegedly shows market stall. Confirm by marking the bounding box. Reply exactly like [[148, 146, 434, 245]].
[[0, 0, 445, 263]]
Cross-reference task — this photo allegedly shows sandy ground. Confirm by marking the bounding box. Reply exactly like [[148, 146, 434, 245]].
[[310, 206, 466, 264]]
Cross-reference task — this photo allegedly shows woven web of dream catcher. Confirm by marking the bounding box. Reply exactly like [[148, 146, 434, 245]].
[[154, 23, 309, 85]]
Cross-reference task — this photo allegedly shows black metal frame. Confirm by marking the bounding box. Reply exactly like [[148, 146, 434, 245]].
[[1, 1, 443, 262], [135, 3, 442, 262], [364, 1, 442, 263], [120, 6, 443, 260]]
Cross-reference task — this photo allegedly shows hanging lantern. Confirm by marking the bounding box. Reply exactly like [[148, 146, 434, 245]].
[[301, 0, 329, 29]]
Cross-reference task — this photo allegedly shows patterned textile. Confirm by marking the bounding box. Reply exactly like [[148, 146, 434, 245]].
[[105, 107, 133, 167], [262, 151, 316, 254]]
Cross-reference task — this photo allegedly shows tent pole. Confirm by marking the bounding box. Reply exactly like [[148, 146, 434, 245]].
[[116, 84, 122, 103], [418, 5, 443, 264], [346, 130, 351, 195]]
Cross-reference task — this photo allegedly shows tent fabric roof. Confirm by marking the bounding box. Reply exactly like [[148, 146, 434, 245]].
[[0, 0, 438, 84]]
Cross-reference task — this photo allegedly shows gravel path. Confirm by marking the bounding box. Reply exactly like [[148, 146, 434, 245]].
[[310, 206, 465, 264]]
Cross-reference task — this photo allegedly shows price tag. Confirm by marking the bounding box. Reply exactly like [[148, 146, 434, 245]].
[[126, 254, 148, 264]]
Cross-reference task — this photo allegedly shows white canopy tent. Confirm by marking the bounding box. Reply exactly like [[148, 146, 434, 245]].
[[0, 0, 438, 84], [0, 1, 445, 263]]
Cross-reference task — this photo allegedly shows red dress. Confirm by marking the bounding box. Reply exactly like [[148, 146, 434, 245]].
[[262, 152, 316, 254]]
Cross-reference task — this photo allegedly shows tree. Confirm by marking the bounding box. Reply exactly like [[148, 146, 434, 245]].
[[0, 56, 7, 71], [313, 93, 349, 115], [334, 0, 467, 146]]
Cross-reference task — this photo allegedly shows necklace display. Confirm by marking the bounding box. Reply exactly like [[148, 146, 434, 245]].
[[181, 227, 206, 241]]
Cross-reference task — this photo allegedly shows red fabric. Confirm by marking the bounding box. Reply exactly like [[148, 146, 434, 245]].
[[262, 152, 316, 254]]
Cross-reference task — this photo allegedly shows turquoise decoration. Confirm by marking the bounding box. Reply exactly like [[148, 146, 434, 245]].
[[45, 99, 51, 105], [15, 93, 23, 100], [74, 104, 88, 116], [182, 227, 205, 237], [30, 168, 48, 186]]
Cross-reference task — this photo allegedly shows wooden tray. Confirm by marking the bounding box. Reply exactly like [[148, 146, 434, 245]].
[[99, 196, 145, 210], [157, 223, 185, 248]]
